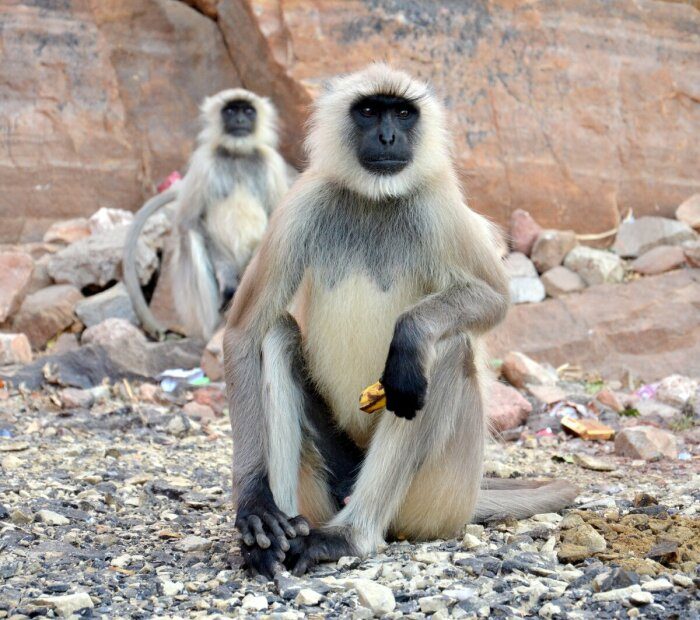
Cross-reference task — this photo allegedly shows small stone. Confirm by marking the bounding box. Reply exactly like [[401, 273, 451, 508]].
[[201, 327, 224, 381], [192, 385, 227, 415], [241, 594, 268, 611], [629, 591, 654, 606], [509, 209, 541, 256], [419, 595, 454, 613], [295, 588, 323, 606], [540, 265, 586, 297], [414, 550, 451, 564], [183, 401, 217, 422], [33, 592, 94, 617], [82, 317, 147, 347], [655, 374, 698, 408], [36, 509, 70, 526], [462, 534, 483, 549], [572, 454, 615, 471], [675, 193, 700, 230], [615, 426, 678, 460], [563, 246, 624, 285], [564, 523, 606, 553], [486, 381, 532, 432], [538, 602, 561, 619], [672, 574, 693, 588], [337, 556, 361, 570], [595, 388, 625, 412], [630, 245, 686, 275], [353, 579, 395, 615], [591, 584, 642, 602], [10, 507, 33, 524], [683, 239, 700, 267], [166, 414, 201, 437], [43, 218, 91, 245], [12, 284, 83, 349], [59, 387, 95, 409], [88, 207, 133, 234], [0, 251, 34, 322], [635, 400, 679, 425], [175, 535, 211, 553], [641, 578, 673, 592], [601, 568, 639, 591], [1, 455, 22, 470], [612, 216, 696, 258], [0, 333, 33, 366], [525, 384, 567, 404], [463, 524, 484, 538], [509, 275, 546, 304], [501, 351, 557, 389], [505, 252, 538, 278], [531, 230, 578, 273], [160, 579, 184, 597], [74, 282, 138, 327]]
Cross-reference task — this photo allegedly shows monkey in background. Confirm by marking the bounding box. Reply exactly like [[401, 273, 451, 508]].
[[224, 65, 578, 578], [123, 89, 290, 340]]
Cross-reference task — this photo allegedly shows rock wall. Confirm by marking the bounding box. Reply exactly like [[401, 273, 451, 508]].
[[1, 0, 699, 242]]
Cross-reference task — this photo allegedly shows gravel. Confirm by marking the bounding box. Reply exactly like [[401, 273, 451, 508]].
[[0, 381, 698, 618]]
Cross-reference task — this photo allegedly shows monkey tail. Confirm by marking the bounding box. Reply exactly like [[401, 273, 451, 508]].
[[122, 188, 178, 340], [473, 478, 579, 522]]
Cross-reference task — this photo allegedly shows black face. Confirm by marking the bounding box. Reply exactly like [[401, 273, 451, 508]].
[[350, 95, 419, 175], [221, 99, 257, 137]]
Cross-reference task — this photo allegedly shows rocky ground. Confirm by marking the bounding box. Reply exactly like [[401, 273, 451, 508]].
[[0, 377, 697, 619]]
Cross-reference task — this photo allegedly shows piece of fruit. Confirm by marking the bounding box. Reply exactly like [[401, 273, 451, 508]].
[[359, 381, 386, 414]]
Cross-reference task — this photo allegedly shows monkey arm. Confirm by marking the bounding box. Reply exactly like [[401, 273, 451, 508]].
[[224, 205, 309, 571]]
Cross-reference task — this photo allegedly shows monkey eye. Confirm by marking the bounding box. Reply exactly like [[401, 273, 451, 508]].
[[360, 106, 376, 117], [396, 108, 411, 119], [244, 106, 255, 116]]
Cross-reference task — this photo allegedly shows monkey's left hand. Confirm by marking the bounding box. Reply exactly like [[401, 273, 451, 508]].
[[283, 527, 355, 576], [381, 317, 430, 420]]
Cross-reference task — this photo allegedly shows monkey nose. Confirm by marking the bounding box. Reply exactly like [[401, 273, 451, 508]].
[[379, 132, 396, 146]]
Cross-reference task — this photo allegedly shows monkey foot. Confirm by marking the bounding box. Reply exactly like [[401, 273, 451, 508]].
[[241, 538, 286, 580], [283, 527, 356, 576]]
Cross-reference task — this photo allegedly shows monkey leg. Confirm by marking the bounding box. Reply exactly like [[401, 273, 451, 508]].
[[288, 335, 485, 574], [236, 314, 363, 576]]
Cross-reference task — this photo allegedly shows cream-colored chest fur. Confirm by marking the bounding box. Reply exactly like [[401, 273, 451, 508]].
[[303, 272, 421, 447], [206, 185, 268, 272]]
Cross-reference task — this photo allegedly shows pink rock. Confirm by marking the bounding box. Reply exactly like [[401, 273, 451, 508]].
[[60, 387, 95, 409], [630, 245, 686, 275], [683, 240, 700, 267], [526, 384, 567, 404], [614, 426, 678, 460], [541, 266, 586, 297], [42, 218, 91, 245], [183, 400, 217, 422], [0, 333, 33, 366], [487, 381, 533, 432], [675, 193, 700, 231], [82, 317, 146, 347], [12, 285, 83, 349], [0, 252, 34, 322], [201, 328, 224, 381], [595, 388, 625, 413], [193, 385, 226, 416], [501, 351, 558, 389], [509, 210, 541, 256], [655, 374, 697, 408], [531, 230, 578, 273]]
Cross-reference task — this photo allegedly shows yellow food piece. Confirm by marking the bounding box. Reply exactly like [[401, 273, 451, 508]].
[[359, 381, 386, 414]]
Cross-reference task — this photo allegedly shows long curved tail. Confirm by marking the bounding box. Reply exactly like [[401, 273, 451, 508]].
[[122, 188, 178, 340], [474, 478, 579, 522]]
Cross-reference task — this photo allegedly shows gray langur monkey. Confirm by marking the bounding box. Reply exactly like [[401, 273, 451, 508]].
[[224, 65, 578, 578], [123, 89, 290, 340]]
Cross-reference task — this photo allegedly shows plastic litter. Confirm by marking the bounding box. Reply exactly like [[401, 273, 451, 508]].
[[158, 368, 207, 393]]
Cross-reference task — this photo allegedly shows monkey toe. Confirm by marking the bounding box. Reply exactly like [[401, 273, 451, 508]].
[[241, 543, 285, 580], [289, 515, 310, 537]]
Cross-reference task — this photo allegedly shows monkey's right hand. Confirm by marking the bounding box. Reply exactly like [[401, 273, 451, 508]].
[[235, 501, 310, 552]]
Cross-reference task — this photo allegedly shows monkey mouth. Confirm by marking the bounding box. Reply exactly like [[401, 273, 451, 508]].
[[228, 128, 253, 137], [362, 158, 409, 175]]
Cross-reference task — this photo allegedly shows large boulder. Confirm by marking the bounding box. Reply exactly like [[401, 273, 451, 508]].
[[488, 269, 700, 382], [2, 1, 700, 241], [12, 285, 83, 349], [0, 0, 240, 242], [611, 217, 696, 258], [0, 252, 34, 322], [47, 225, 157, 289]]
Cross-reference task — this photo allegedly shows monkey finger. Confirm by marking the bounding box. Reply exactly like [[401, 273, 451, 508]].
[[262, 514, 290, 551], [246, 515, 271, 549], [290, 515, 310, 537]]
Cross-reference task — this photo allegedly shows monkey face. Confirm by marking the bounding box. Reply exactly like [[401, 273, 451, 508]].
[[350, 95, 419, 175], [222, 99, 257, 137]]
